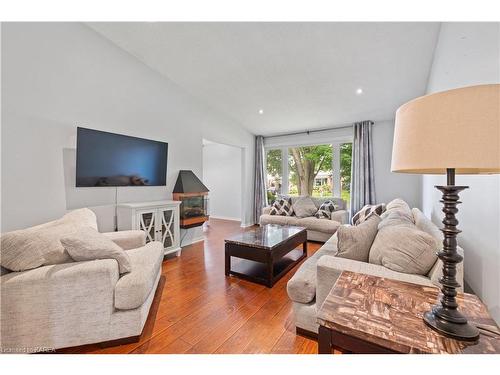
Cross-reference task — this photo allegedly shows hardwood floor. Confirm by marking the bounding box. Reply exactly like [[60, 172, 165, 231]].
[[58, 218, 320, 354]]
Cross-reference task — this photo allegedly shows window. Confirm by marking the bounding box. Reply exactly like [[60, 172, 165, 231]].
[[340, 143, 352, 205], [288, 144, 333, 197], [265, 149, 282, 203], [265, 142, 352, 207]]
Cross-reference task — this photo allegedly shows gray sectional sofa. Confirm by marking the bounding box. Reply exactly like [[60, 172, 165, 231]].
[[260, 196, 349, 242], [286, 205, 464, 336]]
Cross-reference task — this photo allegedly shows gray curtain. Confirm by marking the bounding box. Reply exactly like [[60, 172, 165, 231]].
[[350, 121, 376, 216], [254, 135, 268, 223]]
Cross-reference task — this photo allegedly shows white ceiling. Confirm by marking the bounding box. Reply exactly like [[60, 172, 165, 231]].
[[88, 22, 440, 136]]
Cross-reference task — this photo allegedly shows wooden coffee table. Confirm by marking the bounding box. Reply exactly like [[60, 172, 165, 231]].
[[224, 224, 307, 288], [317, 271, 500, 354]]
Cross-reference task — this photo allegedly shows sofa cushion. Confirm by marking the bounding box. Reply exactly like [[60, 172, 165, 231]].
[[61, 227, 132, 274], [412, 208, 442, 249], [380, 198, 412, 220], [0, 234, 45, 272], [351, 203, 385, 225], [378, 198, 414, 229], [311, 197, 346, 211], [114, 241, 164, 310], [260, 214, 299, 227], [296, 217, 340, 234], [287, 234, 338, 304], [369, 224, 438, 275], [0, 208, 98, 270], [102, 230, 146, 251], [269, 197, 294, 216], [314, 200, 338, 219], [336, 214, 381, 262], [292, 196, 318, 218]]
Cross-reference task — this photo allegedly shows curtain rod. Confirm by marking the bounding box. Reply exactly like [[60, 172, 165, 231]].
[[264, 120, 374, 139]]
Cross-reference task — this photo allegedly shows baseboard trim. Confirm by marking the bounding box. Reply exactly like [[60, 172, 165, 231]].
[[209, 215, 241, 222], [240, 222, 255, 228], [181, 235, 204, 247]]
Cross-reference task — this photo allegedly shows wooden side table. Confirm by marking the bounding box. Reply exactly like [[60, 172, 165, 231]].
[[317, 271, 500, 354]]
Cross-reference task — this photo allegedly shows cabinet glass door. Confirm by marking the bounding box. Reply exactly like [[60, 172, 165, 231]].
[[158, 208, 176, 249], [137, 210, 156, 243]]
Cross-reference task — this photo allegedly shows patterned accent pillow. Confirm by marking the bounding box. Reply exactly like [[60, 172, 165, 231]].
[[351, 203, 386, 225], [269, 197, 294, 216], [314, 200, 338, 219]]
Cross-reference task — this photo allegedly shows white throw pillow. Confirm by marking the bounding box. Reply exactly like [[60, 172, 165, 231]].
[[61, 227, 132, 274]]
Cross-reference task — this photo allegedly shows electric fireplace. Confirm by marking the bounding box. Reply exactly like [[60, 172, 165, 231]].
[[172, 170, 209, 229]]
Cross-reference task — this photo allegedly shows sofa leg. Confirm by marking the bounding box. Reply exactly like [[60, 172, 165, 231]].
[[99, 335, 141, 348]]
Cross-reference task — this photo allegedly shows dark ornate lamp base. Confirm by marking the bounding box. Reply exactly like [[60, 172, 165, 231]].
[[423, 168, 480, 342], [424, 308, 479, 342]]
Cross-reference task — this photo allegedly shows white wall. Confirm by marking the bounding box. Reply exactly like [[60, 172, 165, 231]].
[[202, 141, 242, 221], [372, 120, 421, 208], [1, 23, 256, 239], [423, 22, 500, 323]]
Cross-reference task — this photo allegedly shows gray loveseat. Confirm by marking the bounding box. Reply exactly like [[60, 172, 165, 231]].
[[260, 196, 349, 242], [286, 206, 464, 336], [0, 208, 164, 352]]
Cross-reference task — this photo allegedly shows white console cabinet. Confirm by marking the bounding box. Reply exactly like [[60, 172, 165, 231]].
[[117, 200, 182, 256]]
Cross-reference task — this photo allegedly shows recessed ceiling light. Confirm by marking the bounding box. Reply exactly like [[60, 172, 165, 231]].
[[258, 109, 264, 114], [356, 88, 363, 95]]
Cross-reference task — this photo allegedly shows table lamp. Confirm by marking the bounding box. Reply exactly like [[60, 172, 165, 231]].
[[391, 84, 500, 341]]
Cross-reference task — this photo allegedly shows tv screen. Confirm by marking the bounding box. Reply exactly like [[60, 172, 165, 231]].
[[76, 127, 168, 187]]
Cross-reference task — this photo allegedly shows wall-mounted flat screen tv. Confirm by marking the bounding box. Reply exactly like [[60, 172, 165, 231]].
[[76, 127, 168, 187]]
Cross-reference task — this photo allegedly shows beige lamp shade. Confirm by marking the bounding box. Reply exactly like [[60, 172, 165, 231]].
[[391, 84, 500, 174]]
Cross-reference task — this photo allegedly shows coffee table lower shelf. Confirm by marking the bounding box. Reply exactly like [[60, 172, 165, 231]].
[[227, 249, 306, 287], [224, 226, 307, 288]]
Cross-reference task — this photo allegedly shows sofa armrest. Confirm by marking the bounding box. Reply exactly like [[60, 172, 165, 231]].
[[330, 210, 348, 224], [262, 206, 272, 215], [102, 230, 146, 250], [0, 259, 119, 351], [316, 255, 435, 311]]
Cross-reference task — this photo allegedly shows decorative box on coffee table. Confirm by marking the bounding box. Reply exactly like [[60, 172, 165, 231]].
[[317, 271, 500, 354]]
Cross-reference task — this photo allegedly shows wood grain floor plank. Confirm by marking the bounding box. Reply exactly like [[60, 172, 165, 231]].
[[60, 219, 320, 354]]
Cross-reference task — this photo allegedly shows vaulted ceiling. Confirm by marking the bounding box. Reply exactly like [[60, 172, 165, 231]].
[[88, 22, 440, 135]]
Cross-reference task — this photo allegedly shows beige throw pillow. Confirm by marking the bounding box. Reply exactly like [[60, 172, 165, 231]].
[[0, 233, 46, 272], [0, 208, 98, 271], [61, 227, 132, 274], [378, 198, 414, 230], [336, 214, 381, 262], [293, 196, 318, 218], [412, 208, 443, 250], [369, 224, 438, 275]]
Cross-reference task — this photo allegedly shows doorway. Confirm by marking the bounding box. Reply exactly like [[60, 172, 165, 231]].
[[202, 139, 243, 222]]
